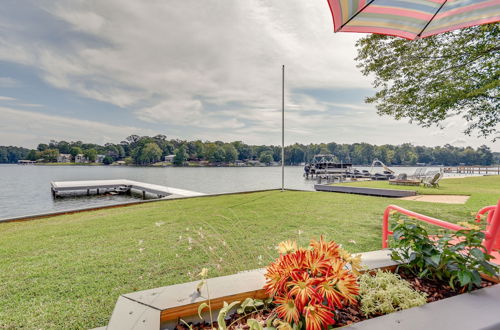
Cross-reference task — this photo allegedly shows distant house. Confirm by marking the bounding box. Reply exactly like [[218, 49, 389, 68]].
[[57, 154, 72, 163], [164, 154, 175, 162], [75, 154, 88, 163], [96, 154, 106, 163], [113, 160, 126, 166]]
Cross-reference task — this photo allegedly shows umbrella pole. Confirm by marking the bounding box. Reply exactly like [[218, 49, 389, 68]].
[[281, 64, 285, 192]]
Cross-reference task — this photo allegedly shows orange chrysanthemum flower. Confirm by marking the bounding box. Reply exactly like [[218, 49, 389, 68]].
[[278, 240, 298, 254], [309, 236, 340, 259], [304, 250, 330, 276], [265, 237, 360, 330], [274, 295, 300, 324], [303, 304, 335, 330], [287, 271, 320, 309]]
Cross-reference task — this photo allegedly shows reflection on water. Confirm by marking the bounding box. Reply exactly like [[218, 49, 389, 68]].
[[0, 164, 450, 219]]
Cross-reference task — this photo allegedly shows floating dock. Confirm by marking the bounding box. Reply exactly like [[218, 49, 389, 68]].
[[314, 184, 416, 197], [50, 179, 205, 199]]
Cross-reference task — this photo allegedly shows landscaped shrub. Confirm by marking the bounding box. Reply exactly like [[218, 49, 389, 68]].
[[264, 237, 360, 330], [359, 270, 426, 316], [390, 219, 499, 291]]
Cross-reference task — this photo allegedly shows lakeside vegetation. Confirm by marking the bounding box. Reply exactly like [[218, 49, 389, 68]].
[[0, 176, 498, 329], [1, 135, 498, 166]]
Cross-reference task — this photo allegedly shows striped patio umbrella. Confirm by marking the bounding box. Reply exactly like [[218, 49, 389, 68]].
[[327, 0, 500, 40]]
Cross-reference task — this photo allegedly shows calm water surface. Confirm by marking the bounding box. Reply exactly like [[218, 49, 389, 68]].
[[0, 164, 447, 219]]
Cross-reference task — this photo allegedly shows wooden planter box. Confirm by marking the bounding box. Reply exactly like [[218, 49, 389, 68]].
[[102, 250, 499, 330]]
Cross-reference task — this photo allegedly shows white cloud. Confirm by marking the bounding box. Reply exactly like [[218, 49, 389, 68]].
[[0, 1, 370, 122], [0, 1, 497, 151], [0, 96, 16, 101], [0, 77, 19, 87], [0, 106, 158, 147]]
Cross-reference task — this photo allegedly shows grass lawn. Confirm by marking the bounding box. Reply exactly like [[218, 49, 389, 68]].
[[1, 176, 499, 329]]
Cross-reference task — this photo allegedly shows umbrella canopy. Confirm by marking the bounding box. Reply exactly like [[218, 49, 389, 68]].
[[327, 0, 500, 40]]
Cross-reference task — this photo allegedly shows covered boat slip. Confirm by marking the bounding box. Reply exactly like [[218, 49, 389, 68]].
[[50, 179, 205, 199]]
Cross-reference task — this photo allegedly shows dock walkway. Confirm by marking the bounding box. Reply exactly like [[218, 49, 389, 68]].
[[314, 184, 416, 197], [51, 179, 205, 199]]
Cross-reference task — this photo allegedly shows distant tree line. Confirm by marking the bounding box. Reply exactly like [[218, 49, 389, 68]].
[[0, 135, 497, 166]]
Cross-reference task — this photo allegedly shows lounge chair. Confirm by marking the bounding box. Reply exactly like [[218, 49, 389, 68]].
[[409, 168, 425, 180], [422, 171, 443, 188], [382, 199, 500, 264]]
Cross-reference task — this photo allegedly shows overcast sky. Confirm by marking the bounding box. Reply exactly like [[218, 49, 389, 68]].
[[0, 0, 497, 151]]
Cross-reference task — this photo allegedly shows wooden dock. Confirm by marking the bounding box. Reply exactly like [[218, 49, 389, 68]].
[[50, 179, 205, 199], [314, 184, 416, 197], [444, 166, 500, 175]]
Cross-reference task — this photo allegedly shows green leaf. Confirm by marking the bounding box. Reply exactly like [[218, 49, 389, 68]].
[[471, 270, 482, 287], [218, 311, 227, 330], [480, 261, 499, 276], [198, 302, 209, 319], [458, 270, 472, 287], [247, 319, 263, 330], [470, 248, 485, 260]]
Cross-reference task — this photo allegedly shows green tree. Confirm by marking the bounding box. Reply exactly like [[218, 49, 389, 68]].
[[136, 143, 162, 165], [223, 144, 238, 163], [212, 146, 226, 163], [83, 149, 97, 162], [356, 23, 499, 139], [173, 146, 188, 166], [37, 143, 48, 152], [102, 155, 114, 165], [27, 149, 38, 161], [40, 149, 59, 162], [70, 146, 83, 159], [259, 151, 273, 165]]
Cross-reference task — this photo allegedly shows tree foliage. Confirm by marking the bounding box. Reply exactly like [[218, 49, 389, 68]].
[[0, 135, 496, 166], [356, 23, 499, 140], [173, 145, 188, 166]]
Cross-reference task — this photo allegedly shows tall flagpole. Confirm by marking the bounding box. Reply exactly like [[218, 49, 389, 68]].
[[281, 65, 285, 192]]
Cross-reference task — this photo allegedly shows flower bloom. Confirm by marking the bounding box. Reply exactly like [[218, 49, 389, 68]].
[[278, 240, 298, 254], [265, 237, 360, 330], [304, 304, 335, 330]]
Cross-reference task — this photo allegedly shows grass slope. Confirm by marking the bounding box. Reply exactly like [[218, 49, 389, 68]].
[[0, 176, 499, 329]]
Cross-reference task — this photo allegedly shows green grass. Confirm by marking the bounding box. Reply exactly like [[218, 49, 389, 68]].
[[1, 176, 499, 329]]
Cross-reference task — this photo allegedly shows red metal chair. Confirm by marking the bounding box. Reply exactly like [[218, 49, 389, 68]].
[[382, 198, 500, 264]]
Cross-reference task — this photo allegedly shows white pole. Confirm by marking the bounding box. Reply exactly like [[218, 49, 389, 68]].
[[281, 65, 285, 192]]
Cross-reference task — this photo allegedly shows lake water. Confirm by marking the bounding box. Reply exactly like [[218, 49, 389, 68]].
[[0, 164, 450, 219]]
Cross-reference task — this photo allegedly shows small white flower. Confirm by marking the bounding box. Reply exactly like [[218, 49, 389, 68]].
[[186, 227, 190, 231], [175, 253, 179, 258], [298, 230, 304, 235], [208, 246, 214, 251], [138, 240, 144, 245], [155, 221, 165, 227], [216, 264, 221, 270], [139, 248, 145, 253], [348, 239, 357, 244], [187, 237, 193, 244], [178, 235, 183, 240], [219, 257, 223, 262], [222, 241, 227, 246], [187, 246, 192, 250]]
